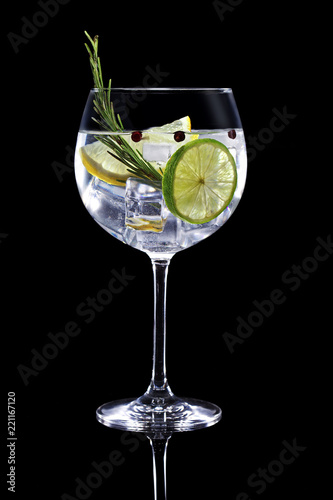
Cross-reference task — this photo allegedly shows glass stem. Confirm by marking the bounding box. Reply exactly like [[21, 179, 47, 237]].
[[149, 435, 170, 500], [146, 258, 172, 397]]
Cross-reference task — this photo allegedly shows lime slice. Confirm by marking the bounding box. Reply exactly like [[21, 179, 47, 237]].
[[80, 116, 198, 186], [162, 138, 237, 224]]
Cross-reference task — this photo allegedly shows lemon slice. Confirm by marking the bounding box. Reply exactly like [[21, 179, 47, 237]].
[[162, 138, 237, 224], [147, 116, 193, 140], [80, 137, 133, 186], [80, 117, 198, 186]]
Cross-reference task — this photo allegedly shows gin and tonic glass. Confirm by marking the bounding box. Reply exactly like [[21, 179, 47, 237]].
[[75, 88, 247, 433]]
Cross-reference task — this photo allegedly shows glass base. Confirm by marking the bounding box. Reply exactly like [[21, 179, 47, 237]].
[[96, 393, 222, 432]]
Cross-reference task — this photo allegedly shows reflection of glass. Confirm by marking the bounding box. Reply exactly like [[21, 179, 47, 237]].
[[75, 88, 247, 433], [148, 433, 171, 500]]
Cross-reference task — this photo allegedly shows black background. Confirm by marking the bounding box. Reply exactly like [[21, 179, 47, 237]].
[[1, 1, 329, 499]]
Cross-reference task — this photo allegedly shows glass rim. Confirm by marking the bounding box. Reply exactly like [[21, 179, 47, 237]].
[[90, 87, 232, 92]]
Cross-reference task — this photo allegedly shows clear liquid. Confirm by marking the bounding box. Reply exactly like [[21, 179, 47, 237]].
[[75, 129, 247, 258]]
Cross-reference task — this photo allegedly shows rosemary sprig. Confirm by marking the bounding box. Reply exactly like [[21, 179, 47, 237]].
[[84, 32, 163, 188]]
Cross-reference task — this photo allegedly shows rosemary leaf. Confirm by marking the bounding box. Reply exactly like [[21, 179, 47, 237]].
[[84, 31, 162, 187]]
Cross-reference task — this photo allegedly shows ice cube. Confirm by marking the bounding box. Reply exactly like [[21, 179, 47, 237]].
[[142, 143, 177, 162], [200, 131, 240, 149], [125, 177, 168, 232], [199, 133, 237, 161]]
